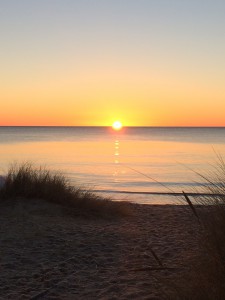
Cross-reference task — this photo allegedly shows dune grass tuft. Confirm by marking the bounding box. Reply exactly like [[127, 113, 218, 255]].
[[171, 158, 225, 299], [0, 162, 131, 218]]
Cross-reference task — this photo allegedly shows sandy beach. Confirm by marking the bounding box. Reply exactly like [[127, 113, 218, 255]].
[[0, 198, 202, 299]]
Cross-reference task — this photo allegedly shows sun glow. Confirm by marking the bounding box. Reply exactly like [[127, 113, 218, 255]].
[[112, 121, 123, 131]]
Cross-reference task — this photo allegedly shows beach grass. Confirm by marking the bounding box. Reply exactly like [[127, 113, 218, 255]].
[[3, 161, 225, 297], [171, 158, 225, 299], [0, 162, 131, 218]]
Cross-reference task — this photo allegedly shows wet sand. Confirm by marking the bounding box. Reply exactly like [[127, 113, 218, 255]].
[[0, 198, 202, 299]]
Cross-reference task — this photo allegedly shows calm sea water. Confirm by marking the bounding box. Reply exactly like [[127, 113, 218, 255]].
[[1, 126, 225, 204]]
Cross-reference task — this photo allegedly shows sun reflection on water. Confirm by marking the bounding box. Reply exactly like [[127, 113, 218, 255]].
[[113, 139, 120, 182]]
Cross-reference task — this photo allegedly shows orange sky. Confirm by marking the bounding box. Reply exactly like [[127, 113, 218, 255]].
[[1, 1, 225, 126]]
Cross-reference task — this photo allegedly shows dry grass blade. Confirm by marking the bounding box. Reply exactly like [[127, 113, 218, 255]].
[[130, 266, 181, 272], [124, 165, 176, 193], [182, 191, 200, 222], [30, 290, 49, 300], [148, 245, 163, 267]]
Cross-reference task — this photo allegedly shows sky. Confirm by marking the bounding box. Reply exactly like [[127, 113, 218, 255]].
[[1, 0, 225, 126]]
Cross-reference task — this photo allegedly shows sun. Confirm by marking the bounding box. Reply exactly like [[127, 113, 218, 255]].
[[112, 121, 123, 131]]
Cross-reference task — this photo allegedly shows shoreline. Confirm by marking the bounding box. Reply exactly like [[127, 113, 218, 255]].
[[94, 190, 222, 205], [94, 189, 222, 196]]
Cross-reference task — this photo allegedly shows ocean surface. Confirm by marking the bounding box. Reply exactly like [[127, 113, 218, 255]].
[[1, 126, 225, 204]]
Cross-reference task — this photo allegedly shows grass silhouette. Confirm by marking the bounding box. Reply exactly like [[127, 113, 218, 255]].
[[0, 162, 131, 218], [171, 158, 225, 299]]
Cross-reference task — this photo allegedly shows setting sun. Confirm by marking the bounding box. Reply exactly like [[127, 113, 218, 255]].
[[112, 121, 123, 131]]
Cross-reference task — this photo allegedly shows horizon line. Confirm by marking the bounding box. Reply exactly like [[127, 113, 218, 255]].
[[1, 125, 225, 128]]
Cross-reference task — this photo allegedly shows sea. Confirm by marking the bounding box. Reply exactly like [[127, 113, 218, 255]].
[[1, 126, 225, 204]]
